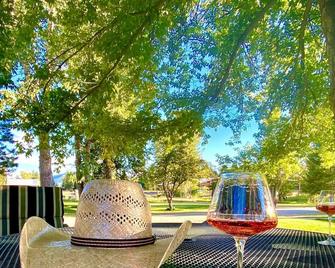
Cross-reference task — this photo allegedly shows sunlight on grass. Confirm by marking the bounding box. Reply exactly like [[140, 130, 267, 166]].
[[64, 199, 335, 234], [150, 201, 210, 213], [277, 203, 315, 207], [64, 200, 78, 216], [278, 218, 335, 234], [63, 199, 210, 215]]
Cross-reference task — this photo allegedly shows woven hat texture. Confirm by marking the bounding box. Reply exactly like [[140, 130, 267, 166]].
[[73, 180, 152, 240], [20, 217, 192, 268], [19, 179, 192, 268]]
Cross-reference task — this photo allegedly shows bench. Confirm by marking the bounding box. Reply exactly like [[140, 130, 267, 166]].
[[0, 185, 64, 236]]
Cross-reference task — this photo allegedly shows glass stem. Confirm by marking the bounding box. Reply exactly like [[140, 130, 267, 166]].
[[328, 216, 332, 241], [234, 237, 246, 268]]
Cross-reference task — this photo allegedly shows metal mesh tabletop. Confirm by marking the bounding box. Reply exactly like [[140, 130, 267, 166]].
[[1, 227, 335, 267], [162, 228, 335, 268]]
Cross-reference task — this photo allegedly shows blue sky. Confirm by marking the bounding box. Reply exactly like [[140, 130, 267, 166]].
[[201, 121, 257, 166]]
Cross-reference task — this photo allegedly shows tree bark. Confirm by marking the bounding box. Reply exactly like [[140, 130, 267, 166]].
[[84, 139, 92, 181], [38, 132, 54, 186], [75, 135, 84, 195], [167, 196, 173, 211], [104, 158, 116, 180], [319, 0, 335, 116]]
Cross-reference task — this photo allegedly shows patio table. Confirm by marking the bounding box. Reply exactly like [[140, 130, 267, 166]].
[[1, 226, 334, 268]]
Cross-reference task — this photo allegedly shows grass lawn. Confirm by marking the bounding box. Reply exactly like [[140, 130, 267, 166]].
[[277, 203, 315, 207], [64, 199, 210, 215], [64, 198, 318, 215], [278, 217, 335, 234], [64, 198, 335, 234], [65, 194, 317, 215], [150, 201, 209, 213], [277, 194, 315, 207], [64, 197, 317, 215], [64, 200, 78, 216]]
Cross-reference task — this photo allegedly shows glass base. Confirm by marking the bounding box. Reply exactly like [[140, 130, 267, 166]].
[[318, 238, 335, 246]]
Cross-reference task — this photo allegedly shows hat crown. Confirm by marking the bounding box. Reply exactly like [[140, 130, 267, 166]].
[[74, 180, 152, 240]]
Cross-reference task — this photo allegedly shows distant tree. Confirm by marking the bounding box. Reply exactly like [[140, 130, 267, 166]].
[[150, 135, 203, 210], [177, 160, 218, 198], [197, 159, 218, 179], [216, 144, 304, 201], [0, 117, 17, 176], [62, 172, 76, 190], [302, 151, 335, 195], [216, 155, 238, 173]]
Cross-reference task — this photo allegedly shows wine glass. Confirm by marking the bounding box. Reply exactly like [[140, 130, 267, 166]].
[[207, 172, 278, 268], [316, 190, 335, 246]]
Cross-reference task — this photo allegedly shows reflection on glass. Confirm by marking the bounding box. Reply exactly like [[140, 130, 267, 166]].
[[316, 190, 335, 246], [207, 173, 278, 268]]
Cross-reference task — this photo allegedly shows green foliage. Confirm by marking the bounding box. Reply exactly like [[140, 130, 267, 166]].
[[154, 2, 335, 197], [175, 180, 199, 198], [73, 136, 148, 183], [302, 151, 335, 195], [217, 142, 304, 200], [216, 107, 335, 199], [149, 135, 208, 210], [153, 1, 330, 133], [0, 1, 46, 86], [1, 0, 200, 185], [62, 172, 77, 190], [0, 117, 17, 175], [1, 0, 335, 193]]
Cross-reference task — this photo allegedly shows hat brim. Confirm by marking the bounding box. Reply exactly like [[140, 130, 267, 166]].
[[20, 217, 191, 268]]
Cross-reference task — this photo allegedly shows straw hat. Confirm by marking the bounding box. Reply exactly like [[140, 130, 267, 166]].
[[20, 180, 191, 268]]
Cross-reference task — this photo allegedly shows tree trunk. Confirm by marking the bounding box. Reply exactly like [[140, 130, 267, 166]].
[[75, 135, 84, 196], [319, 0, 335, 116], [270, 185, 278, 207], [38, 132, 54, 186], [104, 158, 116, 180], [167, 195, 173, 211], [84, 139, 92, 181]]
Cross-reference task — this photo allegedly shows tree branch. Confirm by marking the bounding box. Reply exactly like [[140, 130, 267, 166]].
[[208, 0, 275, 101], [25, 22, 114, 96], [243, 44, 259, 73], [298, 0, 312, 69], [41, 20, 117, 94], [28, 4, 161, 97], [64, 0, 166, 117], [290, 0, 312, 130], [46, 43, 81, 68], [319, 0, 335, 116], [43, 0, 167, 131]]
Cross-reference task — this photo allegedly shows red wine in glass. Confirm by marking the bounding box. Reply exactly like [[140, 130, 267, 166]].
[[207, 173, 277, 268], [316, 190, 335, 246], [207, 218, 278, 238], [316, 204, 335, 216]]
